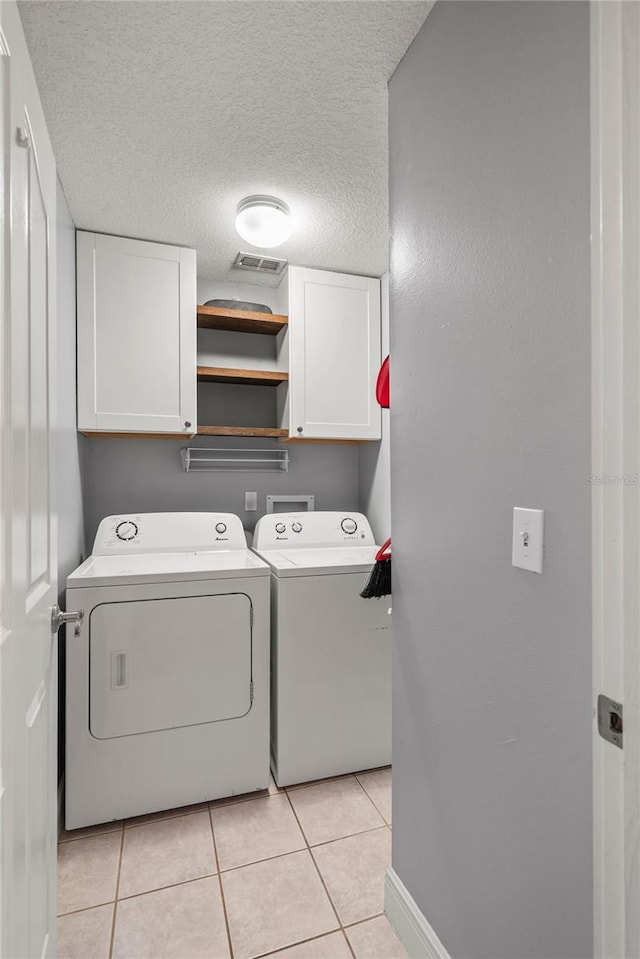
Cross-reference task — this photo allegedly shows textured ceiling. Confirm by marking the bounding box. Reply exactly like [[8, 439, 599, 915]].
[[19, 0, 432, 286]]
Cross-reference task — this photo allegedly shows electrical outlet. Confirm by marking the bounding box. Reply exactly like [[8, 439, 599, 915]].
[[245, 491, 257, 511]]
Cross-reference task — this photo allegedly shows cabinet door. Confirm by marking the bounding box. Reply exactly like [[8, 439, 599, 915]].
[[77, 232, 196, 433], [289, 267, 381, 440]]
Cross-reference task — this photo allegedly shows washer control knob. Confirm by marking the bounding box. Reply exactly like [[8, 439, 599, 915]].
[[215, 522, 227, 534], [116, 520, 138, 541], [291, 521, 303, 533], [275, 522, 286, 534], [341, 517, 358, 535]]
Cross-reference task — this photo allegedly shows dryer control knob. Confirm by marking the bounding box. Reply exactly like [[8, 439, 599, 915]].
[[215, 522, 227, 534], [291, 522, 303, 533], [341, 517, 358, 535], [116, 520, 138, 541], [275, 522, 286, 534]]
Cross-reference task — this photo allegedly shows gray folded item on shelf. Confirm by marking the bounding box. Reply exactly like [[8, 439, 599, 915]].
[[204, 299, 272, 314]]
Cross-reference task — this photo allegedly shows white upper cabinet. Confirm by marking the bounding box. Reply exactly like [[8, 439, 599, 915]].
[[285, 266, 381, 441], [77, 232, 196, 434]]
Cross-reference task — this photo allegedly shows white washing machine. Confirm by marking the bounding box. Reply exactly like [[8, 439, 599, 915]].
[[252, 511, 391, 787], [65, 512, 270, 829]]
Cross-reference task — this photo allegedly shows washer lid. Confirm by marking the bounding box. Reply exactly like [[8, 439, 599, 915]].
[[67, 548, 269, 588], [252, 545, 378, 577]]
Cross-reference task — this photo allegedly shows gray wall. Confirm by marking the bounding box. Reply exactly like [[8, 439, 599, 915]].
[[57, 180, 85, 784], [388, 4, 592, 958], [83, 435, 361, 546], [359, 273, 391, 542], [57, 180, 85, 588]]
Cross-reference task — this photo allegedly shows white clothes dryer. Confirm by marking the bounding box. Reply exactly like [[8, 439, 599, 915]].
[[252, 511, 391, 787], [65, 512, 270, 829]]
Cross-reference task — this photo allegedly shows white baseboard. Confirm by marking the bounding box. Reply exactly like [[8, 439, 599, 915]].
[[385, 866, 451, 959]]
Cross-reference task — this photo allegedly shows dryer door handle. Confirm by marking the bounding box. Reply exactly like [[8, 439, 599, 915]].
[[51, 604, 85, 637]]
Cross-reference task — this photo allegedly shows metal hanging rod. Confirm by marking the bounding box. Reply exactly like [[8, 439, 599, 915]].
[[181, 447, 289, 473]]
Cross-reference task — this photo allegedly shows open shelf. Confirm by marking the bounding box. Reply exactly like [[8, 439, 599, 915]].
[[197, 366, 289, 387], [197, 305, 288, 336], [196, 425, 289, 438]]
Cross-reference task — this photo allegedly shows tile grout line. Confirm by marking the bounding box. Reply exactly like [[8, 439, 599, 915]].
[[341, 928, 357, 958], [307, 844, 357, 959], [208, 804, 235, 959], [57, 900, 116, 919], [283, 772, 356, 793], [64, 871, 219, 913], [252, 926, 357, 959], [58, 824, 123, 844], [304, 824, 388, 853], [212, 823, 390, 879], [124, 805, 209, 831], [342, 912, 386, 931], [353, 772, 392, 827], [282, 789, 357, 959], [209, 786, 275, 809], [108, 822, 125, 959]]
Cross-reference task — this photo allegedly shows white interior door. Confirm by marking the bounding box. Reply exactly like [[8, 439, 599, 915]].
[[0, 3, 59, 956], [592, 3, 640, 957]]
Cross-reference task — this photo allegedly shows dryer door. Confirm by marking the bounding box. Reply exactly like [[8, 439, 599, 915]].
[[89, 592, 252, 739]]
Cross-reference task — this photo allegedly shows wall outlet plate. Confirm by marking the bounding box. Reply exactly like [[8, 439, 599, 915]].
[[266, 494, 315, 514], [244, 491, 257, 511]]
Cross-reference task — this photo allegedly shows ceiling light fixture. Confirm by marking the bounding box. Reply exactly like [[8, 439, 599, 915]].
[[234, 195, 291, 249]]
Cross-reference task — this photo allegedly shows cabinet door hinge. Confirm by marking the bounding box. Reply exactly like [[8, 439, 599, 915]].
[[597, 694, 623, 749]]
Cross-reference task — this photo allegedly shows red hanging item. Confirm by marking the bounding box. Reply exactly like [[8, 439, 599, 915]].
[[376, 355, 390, 409], [360, 538, 392, 599], [375, 538, 392, 562], [362, 362, 391, 598]]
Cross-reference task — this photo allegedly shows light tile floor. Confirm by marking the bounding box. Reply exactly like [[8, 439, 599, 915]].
[[58, 767, 406, 959]]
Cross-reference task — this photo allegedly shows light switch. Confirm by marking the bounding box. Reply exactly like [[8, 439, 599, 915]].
[[244, 491, 257, 512], [512, 508, 544, 573]]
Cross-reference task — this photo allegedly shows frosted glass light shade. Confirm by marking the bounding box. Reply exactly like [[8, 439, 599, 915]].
[[235, 195, 291, 248]]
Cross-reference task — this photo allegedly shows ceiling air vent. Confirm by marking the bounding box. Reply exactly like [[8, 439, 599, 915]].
[[233, 251, 287, 275]]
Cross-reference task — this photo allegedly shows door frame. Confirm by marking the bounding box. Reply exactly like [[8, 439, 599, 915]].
[[591, 3, 640, 957]]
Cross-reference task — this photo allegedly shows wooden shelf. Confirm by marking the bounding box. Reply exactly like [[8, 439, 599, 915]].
[[197, 305, 288, 336], [81, 431, 195, 439], [196, 306, 289, 438], [280, 437, 370, 445], [196, 425, 289, 438], [197, 366, 289, 387]]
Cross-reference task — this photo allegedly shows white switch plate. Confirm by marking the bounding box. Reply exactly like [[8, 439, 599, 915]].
[[512, 508, 544, 573], [244, 491, 257, 511]]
